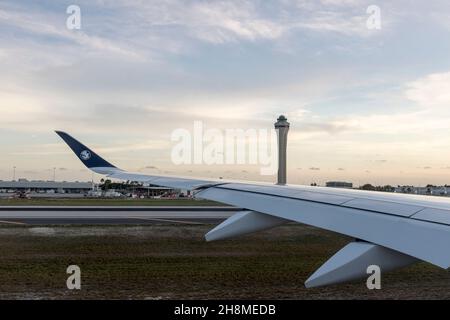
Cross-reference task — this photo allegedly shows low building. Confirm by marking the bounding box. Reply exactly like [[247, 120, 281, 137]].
[[395, 186, 449, 196], [326, 181, 353, 189], [0, 179, 93, 194]]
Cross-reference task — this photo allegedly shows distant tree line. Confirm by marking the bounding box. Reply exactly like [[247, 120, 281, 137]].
[[99, 179, 142, 191], [359, 184, 395, 192], [359, 184, 450, 194]]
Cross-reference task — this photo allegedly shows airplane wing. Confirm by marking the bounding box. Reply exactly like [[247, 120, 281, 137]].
[[56, 131, 450, 287]]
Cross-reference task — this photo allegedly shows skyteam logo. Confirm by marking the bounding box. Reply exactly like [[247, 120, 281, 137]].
[[80, 150, 91, 161]]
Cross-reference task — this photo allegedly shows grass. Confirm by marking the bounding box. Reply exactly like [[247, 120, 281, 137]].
[[0, 198, 225, 206], [0, 224, 448, 299]]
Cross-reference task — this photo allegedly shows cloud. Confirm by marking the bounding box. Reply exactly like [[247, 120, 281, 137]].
[[0, 0, 396, 136], [289, 108, 311, 121], [287, 0, 384, 37], [188, 1, 285, 43], [110, 0, 381, 51], [313, 110, 444, 136], [301, 121, 355, 134], [137, 165, 159, 172], [2, 1, 450, 186], [295, 11, 368, 36], [23, 170, 38, 174], [405, 71, 450, 109], [83, 0, 288, 46], [309, 167, 320, 170], [96, 141, 170, 154], [0, 7, 141, 60], [319, 0, 363, 6]]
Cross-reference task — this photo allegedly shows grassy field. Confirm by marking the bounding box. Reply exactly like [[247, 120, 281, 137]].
[[0, 223, 448, 299], [0, 198, 224, 206]]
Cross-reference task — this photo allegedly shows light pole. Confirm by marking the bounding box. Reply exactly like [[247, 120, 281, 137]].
[[13, 166, 16, 181]]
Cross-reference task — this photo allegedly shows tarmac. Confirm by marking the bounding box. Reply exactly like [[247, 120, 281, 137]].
[[0, 206, 238, 225]]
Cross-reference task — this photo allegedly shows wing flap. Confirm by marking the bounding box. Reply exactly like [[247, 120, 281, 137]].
[[221, 183, 354, 205], [342, 198, 423, 217], [217, 184, 425, 218], [411, 208, 450, 226]]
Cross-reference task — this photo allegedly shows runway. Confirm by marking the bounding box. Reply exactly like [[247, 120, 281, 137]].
[[0, 206, 239, 225]]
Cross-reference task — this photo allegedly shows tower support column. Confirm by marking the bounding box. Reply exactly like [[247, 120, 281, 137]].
[[274, 115, 290, 185]]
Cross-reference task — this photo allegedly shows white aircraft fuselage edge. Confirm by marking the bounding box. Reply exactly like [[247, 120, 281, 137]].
[[55, 131, 450, 288]]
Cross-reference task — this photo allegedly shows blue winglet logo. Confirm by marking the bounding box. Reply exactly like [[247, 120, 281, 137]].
[[80, 150, 92, 161], [56, 131, 117, 169]]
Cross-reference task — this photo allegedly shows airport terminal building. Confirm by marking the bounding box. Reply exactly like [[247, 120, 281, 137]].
[[0, 179, 178, 198], [326, 181, 353, 189], [0, 179, 93, 194]]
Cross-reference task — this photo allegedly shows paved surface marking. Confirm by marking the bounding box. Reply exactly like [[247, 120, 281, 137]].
[[0, 220, 27, 225], [129, 216, 207, 225]]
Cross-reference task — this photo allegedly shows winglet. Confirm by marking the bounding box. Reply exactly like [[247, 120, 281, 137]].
[[55, 131, 120, 174]]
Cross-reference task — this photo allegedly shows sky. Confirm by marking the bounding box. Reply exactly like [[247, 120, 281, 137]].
[[1, 0, 450, 186]]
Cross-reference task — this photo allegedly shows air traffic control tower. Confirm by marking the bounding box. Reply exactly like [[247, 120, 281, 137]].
[[275, 115, 290, 185]]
